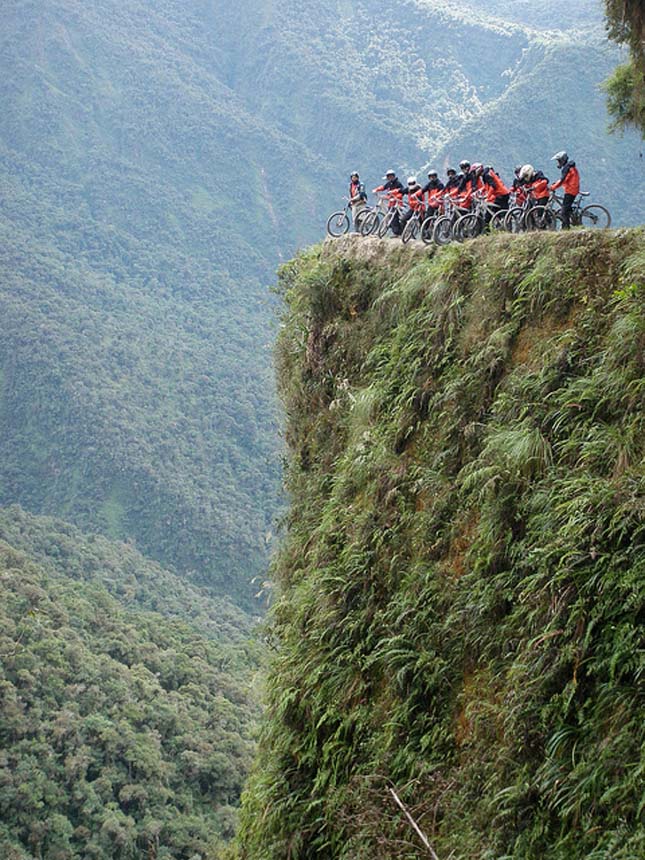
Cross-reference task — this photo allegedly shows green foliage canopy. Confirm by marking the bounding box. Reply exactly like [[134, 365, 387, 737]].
[[604, 1, 645, 133], [0, 530, 260, 860]]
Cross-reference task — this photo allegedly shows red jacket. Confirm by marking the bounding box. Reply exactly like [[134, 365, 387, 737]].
[[445, 180, 462, 200], [426, 187, 444, 209], [374, 177, 405, 207], [375, 189, 404, 209], [552, 161, 580, 196], [483, 168, 509, 201], [404, 185, 425, 212], [526, 172, 549, 201], [454, 189, 473, 209]]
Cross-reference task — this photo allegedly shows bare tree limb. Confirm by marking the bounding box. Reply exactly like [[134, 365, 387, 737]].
[[388, 787, 440, 860]]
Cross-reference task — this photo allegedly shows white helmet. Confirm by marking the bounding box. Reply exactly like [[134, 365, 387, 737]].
[[519, 164, 535, 181], [407, 176, 418, 185], [383, 169, 396, 178]]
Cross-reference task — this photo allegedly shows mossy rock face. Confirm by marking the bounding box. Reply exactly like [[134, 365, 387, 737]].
[[237, 229, 645, 860]]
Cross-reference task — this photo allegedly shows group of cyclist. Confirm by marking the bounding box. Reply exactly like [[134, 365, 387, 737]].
[[347, 151, 581, 235]]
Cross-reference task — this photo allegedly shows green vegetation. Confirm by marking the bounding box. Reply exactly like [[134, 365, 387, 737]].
[[0, 0, 640, 606], [237, 230, 645, 859], [0, 523, 260, 860], [0, 506, 257, 644], [0, 222, 279, 606], [604, 1, 645, 134], [1, 3, 643, 855]]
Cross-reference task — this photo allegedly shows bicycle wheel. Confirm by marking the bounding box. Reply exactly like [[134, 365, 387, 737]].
[[452, 214, 469, 242], [420, 216, 436, 244], [326, 211, 350, 237], [360, 210, 380, 236], [432, 216, 454, 245], [580, 204, 611, 229], [377, 210, 394, 239], [355, 209, 370, 234], [489, 210, 508, 232], [454, 213, 481, 241], [401, 217, 419, 244], [525, 206, 556, 231], [505, 207, 525, 234]]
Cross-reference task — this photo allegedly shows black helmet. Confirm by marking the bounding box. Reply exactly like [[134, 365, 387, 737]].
[[514, 164, 522, 176], [446, 167, 456, 176], [459, 159, 470, 171], [552, 150, 568, 167]]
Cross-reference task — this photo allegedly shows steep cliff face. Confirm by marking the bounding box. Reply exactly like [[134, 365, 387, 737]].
[[237, 230, 645, 860]]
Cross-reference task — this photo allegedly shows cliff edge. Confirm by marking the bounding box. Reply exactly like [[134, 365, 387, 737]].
[[237, 229, 645, 860]]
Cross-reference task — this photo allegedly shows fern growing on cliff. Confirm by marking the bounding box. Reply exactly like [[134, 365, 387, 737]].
[[236, 230, 645, 860]]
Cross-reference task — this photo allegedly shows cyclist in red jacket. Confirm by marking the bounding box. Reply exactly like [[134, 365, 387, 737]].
[[519, 165, 550, 207], [482, 166, 510, 211], [421, 170, 445, 216], [550, 151, 580, 229], [373, 169, 405, 198], [400, 176, 425, 233], [373, 170, 405, 234]]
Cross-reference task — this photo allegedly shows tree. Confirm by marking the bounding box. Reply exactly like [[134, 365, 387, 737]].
[[604, 1, 645, 133]]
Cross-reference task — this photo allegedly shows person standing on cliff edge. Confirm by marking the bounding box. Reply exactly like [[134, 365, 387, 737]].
[[550, 151, 580, 229], [348, 171, 368, 232]]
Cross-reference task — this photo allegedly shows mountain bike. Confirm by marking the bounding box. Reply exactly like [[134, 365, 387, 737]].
[[545, 191, 611, 229], [360, 194, 392, 236], [420, 207, 441, 244], [506, 191, 556, 233], [401, 205, 426, 243], [376, 196, 406, 238], [485, 190, 520, 232], [431, 197, 470, 245], [453, 192, 502, 241], [326, 198, 370, 237], [489, 207, 511, 232]]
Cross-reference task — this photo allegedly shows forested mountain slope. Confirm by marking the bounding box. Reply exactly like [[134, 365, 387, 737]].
[[1, 0, 641, 608], [1, 0, 318, 603], [0, 505, 256, 643], [237, 229, 645, 859], [0, 530, 260, 860]]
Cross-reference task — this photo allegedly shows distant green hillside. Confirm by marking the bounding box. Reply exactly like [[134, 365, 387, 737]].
[[237, 229, 645, 859], [1, 0, 641, 609], [0, 505, 256, 643], [0, 533, 260, 860], [0, 211, 279, 605], [0, 0, 330, 605]]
